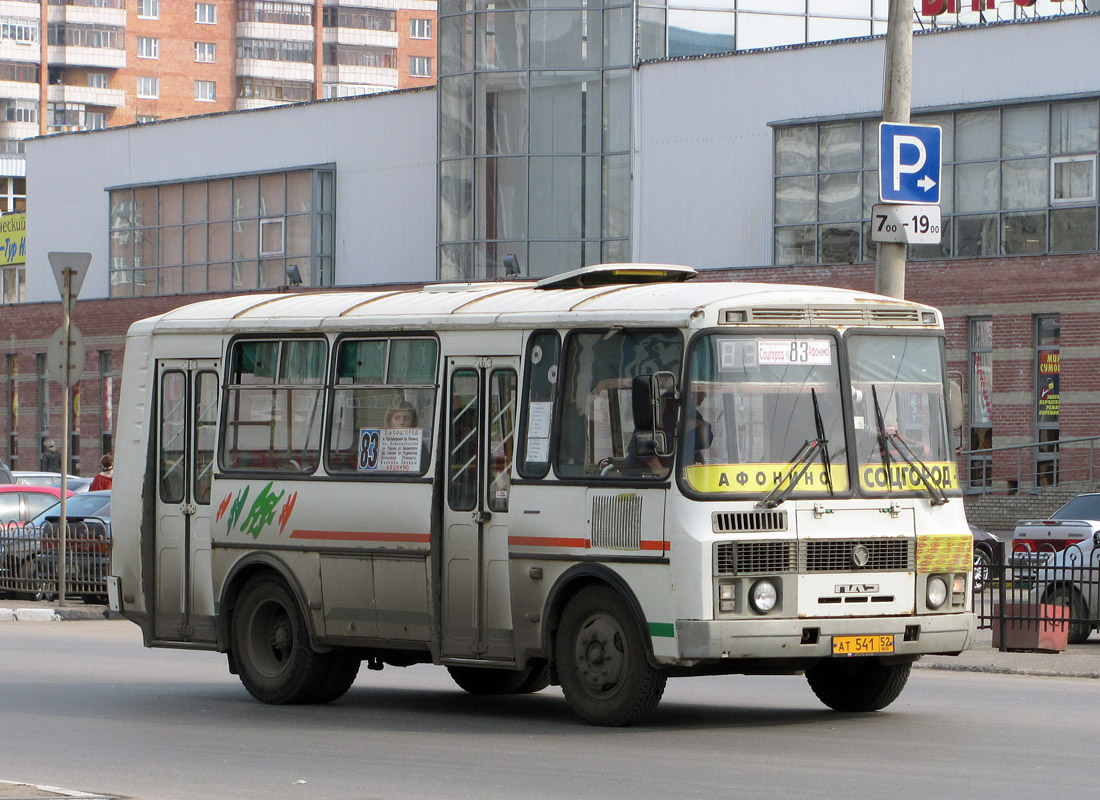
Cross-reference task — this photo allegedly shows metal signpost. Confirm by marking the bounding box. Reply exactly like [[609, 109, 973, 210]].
[[47, 251, 91, 605]]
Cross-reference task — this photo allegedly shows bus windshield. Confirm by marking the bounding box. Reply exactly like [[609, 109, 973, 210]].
[[848, 334, 956, 497], [682, 334, 847, 497]]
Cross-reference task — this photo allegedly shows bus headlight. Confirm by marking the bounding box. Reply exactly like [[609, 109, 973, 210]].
[[749, 580, 778, 614], [926, 575, 948, 609]]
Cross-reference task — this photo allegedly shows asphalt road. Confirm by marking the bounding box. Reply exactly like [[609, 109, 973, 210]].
[[1, 620, 1098, 800]]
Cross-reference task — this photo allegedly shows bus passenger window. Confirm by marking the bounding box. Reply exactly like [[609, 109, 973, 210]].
[[221, 339, 326, 474], [326, 337, 438, 476]]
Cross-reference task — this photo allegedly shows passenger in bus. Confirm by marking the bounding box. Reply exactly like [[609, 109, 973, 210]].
[[385, 400, 418, 428]]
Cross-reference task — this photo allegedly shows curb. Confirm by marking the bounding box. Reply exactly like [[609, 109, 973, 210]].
[[0, 780, 118, 799], [0, 606, 123, 622]]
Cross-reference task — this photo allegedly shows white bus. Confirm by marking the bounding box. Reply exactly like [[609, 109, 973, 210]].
[[109, 263, 976, 726]]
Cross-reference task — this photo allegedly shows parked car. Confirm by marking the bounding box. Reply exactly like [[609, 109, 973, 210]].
[[12, 472, 92, 493], [1012, 493, 1100, 576], [1031, 531, 1100, 644], [34, 490, 112, 604], [0, 484, 71, 598], [971, 524, 1003, 593]]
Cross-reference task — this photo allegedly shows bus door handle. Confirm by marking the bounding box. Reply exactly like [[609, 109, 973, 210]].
[[471, 510, 492, 524]]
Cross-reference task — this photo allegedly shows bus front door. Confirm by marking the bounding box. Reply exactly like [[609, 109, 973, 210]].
[[152, 359, 219, 645], [441, 358, 519, 662]]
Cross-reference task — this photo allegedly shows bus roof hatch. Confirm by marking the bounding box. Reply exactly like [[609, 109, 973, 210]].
[[534, 263, 697, 290]]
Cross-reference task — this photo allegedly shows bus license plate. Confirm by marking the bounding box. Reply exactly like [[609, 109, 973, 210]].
[[832, 635, 894, 656]]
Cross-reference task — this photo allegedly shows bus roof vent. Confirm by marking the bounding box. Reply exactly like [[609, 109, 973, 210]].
[[535, 263, 697, 290], [723, 305, 924, 326], [712, 510, 788, 534]]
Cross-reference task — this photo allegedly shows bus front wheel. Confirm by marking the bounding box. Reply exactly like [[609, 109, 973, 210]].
[[555, 585, 666, 726], [805, 657, 912, 712], [232, 574, 340, 704]]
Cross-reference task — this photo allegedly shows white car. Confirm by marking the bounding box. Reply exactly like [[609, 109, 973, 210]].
[[12, 472, 92, 493]]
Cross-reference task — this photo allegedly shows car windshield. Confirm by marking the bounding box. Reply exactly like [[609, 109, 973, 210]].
[[31, 493, 111, 524], [848, 334, 957, 498], [682, 334, 847, 497], [1051, 495, 1100, 520]]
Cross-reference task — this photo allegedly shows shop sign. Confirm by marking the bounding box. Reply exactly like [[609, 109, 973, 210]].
[[0, 212, 25, 267]]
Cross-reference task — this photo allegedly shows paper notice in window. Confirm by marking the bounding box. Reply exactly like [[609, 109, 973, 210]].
[[359, 427, 423, 472], [526, 437, 550, 463], [528, 402, 553, 438]]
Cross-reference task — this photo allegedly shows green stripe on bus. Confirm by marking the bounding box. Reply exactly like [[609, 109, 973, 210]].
[[648, 622, 675, 638]]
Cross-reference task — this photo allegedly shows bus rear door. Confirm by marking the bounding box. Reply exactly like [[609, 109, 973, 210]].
[[153, 359, 219, 645]]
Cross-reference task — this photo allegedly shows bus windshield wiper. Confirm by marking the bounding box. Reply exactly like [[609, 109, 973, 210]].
[[757, 390, 832, 509], [870, 384, 948, 506]]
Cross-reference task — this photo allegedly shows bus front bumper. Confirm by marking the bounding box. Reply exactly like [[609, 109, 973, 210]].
[[672, 613, 976, 664]]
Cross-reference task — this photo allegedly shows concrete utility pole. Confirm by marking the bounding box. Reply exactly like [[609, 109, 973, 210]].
[[875, 0, 914, 299]]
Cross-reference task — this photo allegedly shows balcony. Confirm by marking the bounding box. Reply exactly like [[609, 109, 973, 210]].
[[46, 3, 126, 27], [322, 27, 398, 49], [0, 120, 38, 141], [237, 21, 315, 43], [322, 64, 397, 90], [0, 81, 39, 102], [47, 45, 125, 69], [47, 83, 126, 108], [236, 59, 315, 83]]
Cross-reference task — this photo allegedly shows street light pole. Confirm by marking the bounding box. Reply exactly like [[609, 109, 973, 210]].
[[875, 0, 914, 299]]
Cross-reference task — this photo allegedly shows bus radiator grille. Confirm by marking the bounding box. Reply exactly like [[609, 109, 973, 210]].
[[800, 539, 913, 572], [714, 541, 797, 576]]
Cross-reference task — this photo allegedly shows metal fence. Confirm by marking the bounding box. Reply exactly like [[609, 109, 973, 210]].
[[0, 520, 111, 602], [959, 435, 1100, 494], [974, 541, 1100, 649]]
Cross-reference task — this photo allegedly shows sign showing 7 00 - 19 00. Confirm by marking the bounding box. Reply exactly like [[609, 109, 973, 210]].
[[870, 204, 942, 244]]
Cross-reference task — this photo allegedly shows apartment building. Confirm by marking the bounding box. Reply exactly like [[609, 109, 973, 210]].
[[0, 0, 437, 302]]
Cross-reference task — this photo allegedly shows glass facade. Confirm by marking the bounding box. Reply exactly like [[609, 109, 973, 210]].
[[107, 167, 336, 297], [437, 0, 633, 280], [774, 98, 1100, 265]]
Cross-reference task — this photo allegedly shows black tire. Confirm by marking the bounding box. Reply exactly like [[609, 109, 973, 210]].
[[447, 662, 550, 695], [231, 574, 330, 704], [973, 546, 992, 593], [311, 653, 361, 704], [1044, 585, 1092, 645], [806, 658, 912, 712], [554, 585, 666, 726]]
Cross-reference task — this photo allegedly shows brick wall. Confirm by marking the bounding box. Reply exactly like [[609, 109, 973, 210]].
[[397, 9, 437, 90], [963, 485, 1088, 533]]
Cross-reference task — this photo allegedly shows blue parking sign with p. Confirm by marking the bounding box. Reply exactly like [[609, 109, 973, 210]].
[[879, 122, 942, 205]]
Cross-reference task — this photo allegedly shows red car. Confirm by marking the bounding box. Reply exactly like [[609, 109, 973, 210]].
[[0, 484, 72, 525]]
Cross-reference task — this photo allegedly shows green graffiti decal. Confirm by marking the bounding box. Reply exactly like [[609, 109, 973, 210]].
[[242, 481, 285, 539], [227, 486, 249, 533]]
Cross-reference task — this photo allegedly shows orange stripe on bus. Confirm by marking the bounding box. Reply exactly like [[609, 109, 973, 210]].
[[508, 536, 590, 549], [290, 530, 431, 543], [640, 540, 670, 551]]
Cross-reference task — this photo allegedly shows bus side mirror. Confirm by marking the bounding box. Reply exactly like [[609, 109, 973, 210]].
[[632, 430, 667, 458], [632, 375, 655, 429], [948, 379, 964, 432]]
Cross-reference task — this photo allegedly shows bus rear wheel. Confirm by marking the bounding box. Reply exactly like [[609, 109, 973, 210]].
[[805, 657, 912, 712], [231, 574, 333, 704], [555, 585, 666, 726]]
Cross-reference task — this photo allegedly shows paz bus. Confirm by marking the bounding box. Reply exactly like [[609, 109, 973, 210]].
[[108, 263, 976, 726]]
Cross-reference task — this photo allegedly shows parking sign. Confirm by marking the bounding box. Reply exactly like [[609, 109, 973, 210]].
[[879, 122, 942, 205]]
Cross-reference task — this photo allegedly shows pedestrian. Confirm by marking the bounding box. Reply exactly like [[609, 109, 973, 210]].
[[89, 452, 113, 492], [41, 438, 62, 473]]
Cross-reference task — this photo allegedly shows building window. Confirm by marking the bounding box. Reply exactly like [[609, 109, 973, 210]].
[[410, 18, 432, 39], [136, 115, 158, 124], [137, 36, 159, 59], [87, 73, 109, 90], [238, 38, 314, 63], [968, 318, 993, 491], [1, 63, 37, 84], [194, 80, 216, 102], [99, 351, 113, 460], [3, 100, 37, 124], [323, 44, 396, 69], [0, 265, 23, 304], [4, 354, 16, 467], [48, 23, 125, 50], [195, 3, 217, 24], [409, 56, 431, 78], [86, 111, 107, 130], [194, 41, 216, 63], [107, 168, 336, 298], [1035, 315, 1060, 487], [773, 97, 1100, 265], [35, 353, 48, 469], [137, 0, 159, 20], [136, 76, 159, 99], [1, 17, 39, 44], [237, 2, 313, 26], [236, 77, 312, 102], [322, 7, 395, 31]]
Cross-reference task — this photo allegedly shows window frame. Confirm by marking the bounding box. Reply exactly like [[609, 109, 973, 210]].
[[136, 36, 159, 60], [136, 76, 159, 99], [195, 3, 217, 24], [194, 41, 216, 63], [194, 79, 216, 102], [409, 56, 432, 78], [138, 0, 160, 20]]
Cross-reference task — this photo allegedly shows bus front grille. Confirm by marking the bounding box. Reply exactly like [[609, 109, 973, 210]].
[[714, 541, 797, 575], [800, 539, 913, 572], [712, 510, 787, 533]]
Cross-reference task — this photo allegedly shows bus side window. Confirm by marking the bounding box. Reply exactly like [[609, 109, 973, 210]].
[[518, 330, 560, 478]]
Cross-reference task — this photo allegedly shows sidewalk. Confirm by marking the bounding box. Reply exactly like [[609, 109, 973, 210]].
[[3, 597, 1097, 677]]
